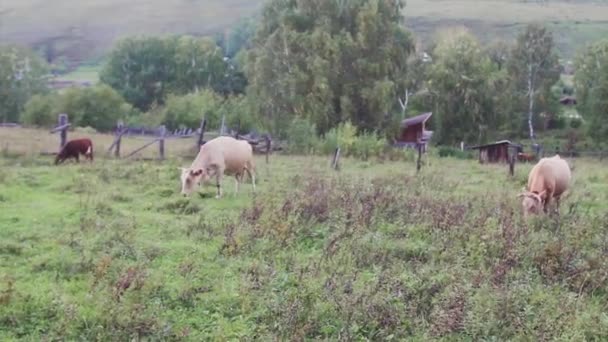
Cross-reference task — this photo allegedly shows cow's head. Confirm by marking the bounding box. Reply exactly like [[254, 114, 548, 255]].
[[518, 189, 546, 217], [179, 167, 208, 196]]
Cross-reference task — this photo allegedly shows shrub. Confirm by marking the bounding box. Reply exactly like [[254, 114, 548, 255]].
[[58, 85, 135, 132], [219, 95, 257, 134], [569, 118, 582, 129], [318, 121, 357, 155], [286, 117, 318, 154], [438, 146, 473, 159], [21, 94, 58, 127], [350, 131, 385, 160], [162, 91, 222, 130]]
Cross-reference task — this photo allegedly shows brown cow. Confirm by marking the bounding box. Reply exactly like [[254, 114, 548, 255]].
[[55, 138, 94, 165], [517, 152, 536, 163]]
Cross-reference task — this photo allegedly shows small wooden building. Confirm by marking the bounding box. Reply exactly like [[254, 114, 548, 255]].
[[395, 112, 433, 151], [468, 140, 521, 164], [559, 96, 577, 106]]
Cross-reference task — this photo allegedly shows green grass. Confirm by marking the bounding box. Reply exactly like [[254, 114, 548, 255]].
[[1, 153, 607, 340], [58, 66, 101, 83]]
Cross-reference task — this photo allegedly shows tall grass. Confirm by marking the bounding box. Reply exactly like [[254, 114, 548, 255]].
[[0, 155, 606, 340]]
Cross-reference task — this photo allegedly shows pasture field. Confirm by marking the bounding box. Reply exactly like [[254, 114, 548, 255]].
[[1, 147, 607, 340]]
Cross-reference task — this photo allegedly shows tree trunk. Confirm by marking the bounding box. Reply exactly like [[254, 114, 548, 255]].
[[527, 64, 535, 143]]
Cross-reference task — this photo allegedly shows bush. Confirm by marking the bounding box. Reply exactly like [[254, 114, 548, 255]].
[[58, 85, 136, 132], [569, 118, 582, 129], [286, 117, 318, 154], [438, 146, 473, 159], [318, 122, 357, 155], [21, 94, 58, 127]]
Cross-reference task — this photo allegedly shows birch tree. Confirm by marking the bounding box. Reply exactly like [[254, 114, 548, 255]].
[[508, 24, 559, 141]]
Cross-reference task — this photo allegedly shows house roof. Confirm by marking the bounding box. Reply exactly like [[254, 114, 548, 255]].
[[468, 140, 518, 150], [401, 112, 432, 128]]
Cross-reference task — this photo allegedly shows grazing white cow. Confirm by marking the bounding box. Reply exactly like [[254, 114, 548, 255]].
[[519, 154, 571, 217], [180, 136, 256, 198]]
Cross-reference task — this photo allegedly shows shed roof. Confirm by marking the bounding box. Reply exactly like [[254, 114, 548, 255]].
[[401, 112, 432, 128], [468, 140, 518, 150]]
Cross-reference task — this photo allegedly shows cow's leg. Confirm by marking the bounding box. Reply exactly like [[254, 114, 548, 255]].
[[234, 173, 241, 196], [245, 166, 256, 193], [215, 170, 223, 199], [543, 191, 554, 214], [75, 154, 80, 163]]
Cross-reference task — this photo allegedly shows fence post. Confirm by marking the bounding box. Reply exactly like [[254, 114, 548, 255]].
[[509, 153, 515, 177], [198, 118, 207, 147], [265, 135, 271, 164], [158, 125, 166, 160], [58, 113, 68, 148], [332, 147, 341, 171], [115, 120, 123, 158], [220, 115, 226, 136], [416, 143, 422, 173]]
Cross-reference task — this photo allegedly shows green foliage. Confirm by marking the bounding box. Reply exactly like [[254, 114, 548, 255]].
[[59, 85, 136, 132], [437, 146, 473, 159], [100, 37, 178, 111], [215, 17, 257, 58], [427, 29, 508, 145], [218, 95, 256, 134], [286, 117, 318, 154], [508, 23, 560, 139], [162, 91, 222, 131], [350, 131, 386, 161], [0, 44, 49, 123], [21, 94, 58, 127], [100, 36, 242, 112], [318, 122, 358, 155], [569, 118, 582, 129], [574, 39, 608, 145], [246, 0, 414, 135]]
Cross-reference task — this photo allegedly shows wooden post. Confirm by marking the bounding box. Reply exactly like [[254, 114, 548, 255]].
[[265, 135, 271, 164], [115, 121, 123, 158], [416, 143, 422, 173], [198, 118, 206, 147], [58, 113, 68, 148], [158, 125, 166, 160], [332, 147, 341, 171], [509, 153, 515, 177]]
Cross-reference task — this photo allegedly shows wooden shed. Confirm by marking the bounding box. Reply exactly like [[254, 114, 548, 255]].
[[394, 112, 433, 152], [468, 140, 521, 164]]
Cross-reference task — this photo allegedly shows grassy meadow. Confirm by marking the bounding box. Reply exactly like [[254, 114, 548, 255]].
[[1, 137, 607, 339]]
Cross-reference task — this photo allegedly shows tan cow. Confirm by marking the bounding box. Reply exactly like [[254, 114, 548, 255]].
[[518, 154, 571, 217], [180, 136, 256, 198]]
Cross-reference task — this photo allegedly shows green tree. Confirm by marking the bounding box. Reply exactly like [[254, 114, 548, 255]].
[[246, 0, 414, 136], [0, 45, 48, 123], [508, 23, 560, 141], [100, 37, 179, 111], [427, 30, 507, 145], [174, 36, 228, 94], [574, 40, 608, 145]]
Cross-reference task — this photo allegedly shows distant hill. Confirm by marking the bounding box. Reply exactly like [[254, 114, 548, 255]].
[[1, 0, 607, 67]]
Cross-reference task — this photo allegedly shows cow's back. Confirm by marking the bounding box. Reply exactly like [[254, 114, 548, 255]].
[[532, 156, 571, 197], [195, 136, 253, 172]]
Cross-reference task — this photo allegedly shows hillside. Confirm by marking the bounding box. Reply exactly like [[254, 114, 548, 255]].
[[1, 0, 607, 65]]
